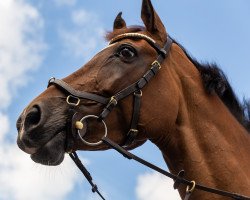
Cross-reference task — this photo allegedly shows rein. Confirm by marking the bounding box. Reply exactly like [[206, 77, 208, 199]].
[[101, 137, 250, 200], [48, 33, 250, 200]]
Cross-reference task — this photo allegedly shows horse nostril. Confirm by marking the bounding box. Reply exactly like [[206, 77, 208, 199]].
[[24, 106, 41, 130]]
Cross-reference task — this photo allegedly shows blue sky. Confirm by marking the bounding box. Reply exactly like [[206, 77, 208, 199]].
[[0, 0, 249, 200]]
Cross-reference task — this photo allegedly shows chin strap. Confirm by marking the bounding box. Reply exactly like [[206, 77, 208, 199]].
[[69, 152, 106, 200]]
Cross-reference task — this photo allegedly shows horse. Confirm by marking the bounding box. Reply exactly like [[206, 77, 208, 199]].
[[16, 0, 250, 199]]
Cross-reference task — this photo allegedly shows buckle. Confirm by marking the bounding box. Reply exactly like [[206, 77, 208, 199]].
[[109, 96, 117, 105], [106, 96, 117, 109], [128, 129, 138, 137], [125, 129, 139, 146], [134, 90, 142, 97], [66, 95, 80, 106], [151, 60, 161, 70], [186, 180, 196, 193]]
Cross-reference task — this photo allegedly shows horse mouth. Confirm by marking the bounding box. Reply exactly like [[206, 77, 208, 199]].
[[30, 131, 66, 166]]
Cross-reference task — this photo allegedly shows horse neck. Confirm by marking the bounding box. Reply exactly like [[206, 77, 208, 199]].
[[145, 44, 250, 199]]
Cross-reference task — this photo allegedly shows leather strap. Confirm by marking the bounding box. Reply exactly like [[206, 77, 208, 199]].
[[69, 152, 105, 200], [102, 136, 250, 200], [99, 37, 173, 120], [124, 90, 142, 146], [65, 109, 77, 153], [48, 78, 109, 104], [184, 192, 192, 200], [48, 36, 172, 109]]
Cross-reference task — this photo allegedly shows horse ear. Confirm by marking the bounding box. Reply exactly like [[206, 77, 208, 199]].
[[141, 0, 167, 42], [113, 12, 127, 30]]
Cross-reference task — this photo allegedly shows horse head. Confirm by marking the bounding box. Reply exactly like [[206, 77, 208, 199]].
[[16, 0, 179, 166]]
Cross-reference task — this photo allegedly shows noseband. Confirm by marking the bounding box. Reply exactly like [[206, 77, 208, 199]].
[[47, 33, 250, 200]]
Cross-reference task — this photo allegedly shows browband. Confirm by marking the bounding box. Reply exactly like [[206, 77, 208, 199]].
[[109, 33, 156, 44], [109, 32, 169, 57]]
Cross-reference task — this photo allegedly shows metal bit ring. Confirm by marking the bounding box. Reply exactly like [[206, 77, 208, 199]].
[[77, 115, 107, 146]]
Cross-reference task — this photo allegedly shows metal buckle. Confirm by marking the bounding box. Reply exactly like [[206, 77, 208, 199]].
[[109, 96, 117, 105], [151, 60, 161, 69], [134, 90, 142, 97], [127, 129, 139, 139], [66, 95, 80, 106], [128, 129, 138, 135], [186, 180, 196, 193], [77, 115, 107, 146], [125, 129, 139, 146]]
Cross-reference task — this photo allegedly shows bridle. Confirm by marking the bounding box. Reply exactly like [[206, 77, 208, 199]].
[[48, 32, 172, 148], [47, 33, 250, 200]]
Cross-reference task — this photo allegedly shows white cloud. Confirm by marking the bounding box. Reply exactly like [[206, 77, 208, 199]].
[[59, 9, 105, 60], [0, 146, 79, 200], [0, 112, 9, 142], [53, 0, 76, 6], [0, 1, 80, 200], [136, 172, 181, 200], [71, 9, 96, 26], [0, 0, 45, 110]]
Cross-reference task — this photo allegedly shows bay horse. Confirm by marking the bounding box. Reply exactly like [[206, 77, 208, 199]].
[[16, 0, 250, 199]]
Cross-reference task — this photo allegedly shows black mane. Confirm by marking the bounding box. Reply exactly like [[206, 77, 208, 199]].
[[172, 38, 250, 132]]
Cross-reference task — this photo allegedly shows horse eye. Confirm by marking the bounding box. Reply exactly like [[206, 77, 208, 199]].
[[118, 46, 136, 59]]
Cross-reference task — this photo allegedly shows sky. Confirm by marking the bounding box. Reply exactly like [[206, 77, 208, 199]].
[[0, 0, 249, 200]]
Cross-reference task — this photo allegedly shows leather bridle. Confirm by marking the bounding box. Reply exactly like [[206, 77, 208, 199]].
[[47, 33, 250, 200], [48, 33, 172, 148]]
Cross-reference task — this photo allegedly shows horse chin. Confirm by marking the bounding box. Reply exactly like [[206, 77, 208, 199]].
[[30, 131, 66, 166]]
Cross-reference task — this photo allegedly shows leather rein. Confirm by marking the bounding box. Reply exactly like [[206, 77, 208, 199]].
[[47, 33, 250, 200]]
